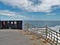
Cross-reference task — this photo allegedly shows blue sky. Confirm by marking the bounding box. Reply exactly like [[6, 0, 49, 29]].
[[0, 0, 60, 20]]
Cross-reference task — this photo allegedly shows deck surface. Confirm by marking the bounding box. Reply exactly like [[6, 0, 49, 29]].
[[0, 29, 49, 45]]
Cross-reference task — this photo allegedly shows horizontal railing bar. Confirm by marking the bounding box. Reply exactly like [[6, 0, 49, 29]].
[[47, 27, 60, 34]]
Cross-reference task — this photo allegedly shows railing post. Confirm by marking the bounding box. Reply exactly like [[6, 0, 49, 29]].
[[25, 23, 30, 30], [46, 25, 48, 38], [55, 32, 58, 45]]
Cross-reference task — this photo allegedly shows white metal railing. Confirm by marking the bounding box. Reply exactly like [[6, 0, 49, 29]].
[[24, 24, 60, 45]]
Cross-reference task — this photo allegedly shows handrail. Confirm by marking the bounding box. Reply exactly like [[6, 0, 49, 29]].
[[47, 27, 60, 34], [26, 26, 60, 45], [46, 27, 60, 44]]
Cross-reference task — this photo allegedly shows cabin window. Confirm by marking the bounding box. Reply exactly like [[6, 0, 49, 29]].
[[11, 22, 13, 24], [14, 21, 17, 24], [3, 21, 6, 25]]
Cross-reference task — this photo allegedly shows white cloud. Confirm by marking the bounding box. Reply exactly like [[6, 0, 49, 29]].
[[0, 10, 29, 20], [46, 13, 56, 15], [0, 0, 60, 12]]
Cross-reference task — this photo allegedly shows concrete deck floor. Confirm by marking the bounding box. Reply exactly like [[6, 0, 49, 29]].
[[0, 29, 49, 45]]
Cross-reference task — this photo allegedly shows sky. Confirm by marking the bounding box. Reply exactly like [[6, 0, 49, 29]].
[[0, 0, 60, 20]]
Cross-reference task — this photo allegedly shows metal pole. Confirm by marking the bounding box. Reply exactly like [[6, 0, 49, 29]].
[[46, 25, 47, 38]]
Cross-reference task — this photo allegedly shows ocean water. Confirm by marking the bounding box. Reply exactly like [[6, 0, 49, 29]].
[[23, 21, 60, 27], [23, 21, 60, 32]]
